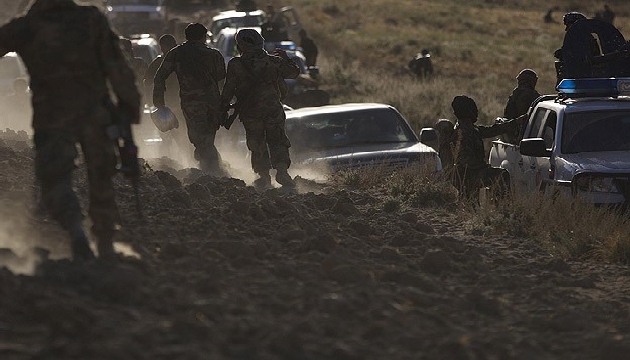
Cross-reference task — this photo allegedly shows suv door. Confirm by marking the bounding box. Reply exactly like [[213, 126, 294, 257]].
[[521, 107, 557, 191]]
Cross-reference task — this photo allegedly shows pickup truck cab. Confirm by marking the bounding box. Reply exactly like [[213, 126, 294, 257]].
[[489, 77, 630, 205]]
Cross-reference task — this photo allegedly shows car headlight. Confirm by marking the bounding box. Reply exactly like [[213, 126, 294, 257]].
[[574, 176, 619, 193]]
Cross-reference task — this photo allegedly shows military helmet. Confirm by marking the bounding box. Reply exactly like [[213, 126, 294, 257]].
[[235, 29, 265, 47], [151, 106, 179, 132], [563, 12, 586, 27], [516, 69, 538, 81]]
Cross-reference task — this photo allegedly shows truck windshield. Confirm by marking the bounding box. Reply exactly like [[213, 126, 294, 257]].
[[562, 110, 630, 153]]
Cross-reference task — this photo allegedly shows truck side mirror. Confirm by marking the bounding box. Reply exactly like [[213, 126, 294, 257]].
[[420, 127, 438, 150], [519, 138, 551, 157]]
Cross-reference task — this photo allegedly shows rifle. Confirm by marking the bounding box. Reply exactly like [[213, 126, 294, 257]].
[[104, 99, 143, 220]]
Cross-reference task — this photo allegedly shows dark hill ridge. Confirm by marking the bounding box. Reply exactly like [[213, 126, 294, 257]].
[[2, 134, 630, 359]]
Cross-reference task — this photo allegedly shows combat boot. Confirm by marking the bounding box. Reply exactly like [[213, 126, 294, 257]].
[[254, 172, 272, 189], [275, 163, 295, 187], [71, 233, 95, 261], [97, 236, 115, 260], [69, 220, 95, 261]]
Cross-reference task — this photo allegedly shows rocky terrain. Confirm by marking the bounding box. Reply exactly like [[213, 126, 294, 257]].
[[2, 132, 630, 360]]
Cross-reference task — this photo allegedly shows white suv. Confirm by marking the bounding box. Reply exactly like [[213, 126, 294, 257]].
[[489, 78, 630, 205]]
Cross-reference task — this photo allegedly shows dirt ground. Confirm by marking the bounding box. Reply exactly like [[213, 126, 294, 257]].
[[3, 131, 630, 360]]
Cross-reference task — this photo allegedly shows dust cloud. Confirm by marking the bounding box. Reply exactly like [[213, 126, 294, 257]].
[[0, 219, 39, 275], [137, 118, 333, 187]]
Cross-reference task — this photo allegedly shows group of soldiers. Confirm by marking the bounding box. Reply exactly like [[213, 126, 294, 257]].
[[435, 69, 534, 201], [435, 9, 623, 202], [0, 0, 299, 261]]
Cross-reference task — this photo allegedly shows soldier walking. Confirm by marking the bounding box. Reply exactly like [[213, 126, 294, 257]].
[[153, 23, 226, 174], [144, 34, 192, 161], [0, 0, 141, 260], [221, 29, 300, 188]]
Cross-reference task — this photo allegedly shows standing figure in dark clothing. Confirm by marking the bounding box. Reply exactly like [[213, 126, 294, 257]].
[[120, 37, 148, 82], [153, 23, 227, 174], [502, 69, 540, 143], [261, 4, 290, 42], [221, 29, 300, 188], [553, 12, 587, 82], [408, 49, 434, 79], [0, 0, 141, 260], [451, 95, 526, 200], [144, 34, 192, 161], [298, 28, 318, 67], [144, 34, 178, 99]]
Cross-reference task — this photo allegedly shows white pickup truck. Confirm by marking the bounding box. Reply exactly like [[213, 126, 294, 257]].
[[489, 78, 630, 206]]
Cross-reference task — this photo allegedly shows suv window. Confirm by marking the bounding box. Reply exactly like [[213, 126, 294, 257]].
[[527, 108, 548, 139]]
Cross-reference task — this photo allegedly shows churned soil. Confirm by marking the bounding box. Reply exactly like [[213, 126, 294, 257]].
[[2, 132, 630, 360]]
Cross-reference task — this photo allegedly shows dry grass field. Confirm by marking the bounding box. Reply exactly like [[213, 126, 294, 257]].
[[282, 0, 630, 128], [276, 0, 630, 263]]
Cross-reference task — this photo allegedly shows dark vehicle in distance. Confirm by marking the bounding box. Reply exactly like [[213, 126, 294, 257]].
[[104, 0, 165, 37], [285, 103, 442, 172]]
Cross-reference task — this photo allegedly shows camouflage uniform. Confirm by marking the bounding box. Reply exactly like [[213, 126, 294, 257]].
[[145, 53, 192, 159], [453, 118, 525, 199], [220, 32, 300, 184], [450, 95, 525, 200], [0, 0, 140, 259], [503, 69, 540, 143], [153, 40, 226, 173]]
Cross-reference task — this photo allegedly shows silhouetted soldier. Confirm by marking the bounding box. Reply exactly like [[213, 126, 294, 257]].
[[553, 12, 587, 82], [451, 95, 526, 200], [298, 28, 318, 67], [153, 23, 227, 174], [502, 69, 540, 143], [0, 0, 141, 260], [408, 49, 434, 79], [144, 34, 178, 99], [261, 4, 290, 42], [221, 29, 300, 188], [120, 37, 148, 82], [144, 34, 192, 160]]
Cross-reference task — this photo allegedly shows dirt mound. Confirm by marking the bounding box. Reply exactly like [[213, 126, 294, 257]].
[[2, 137, 630, 359]]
